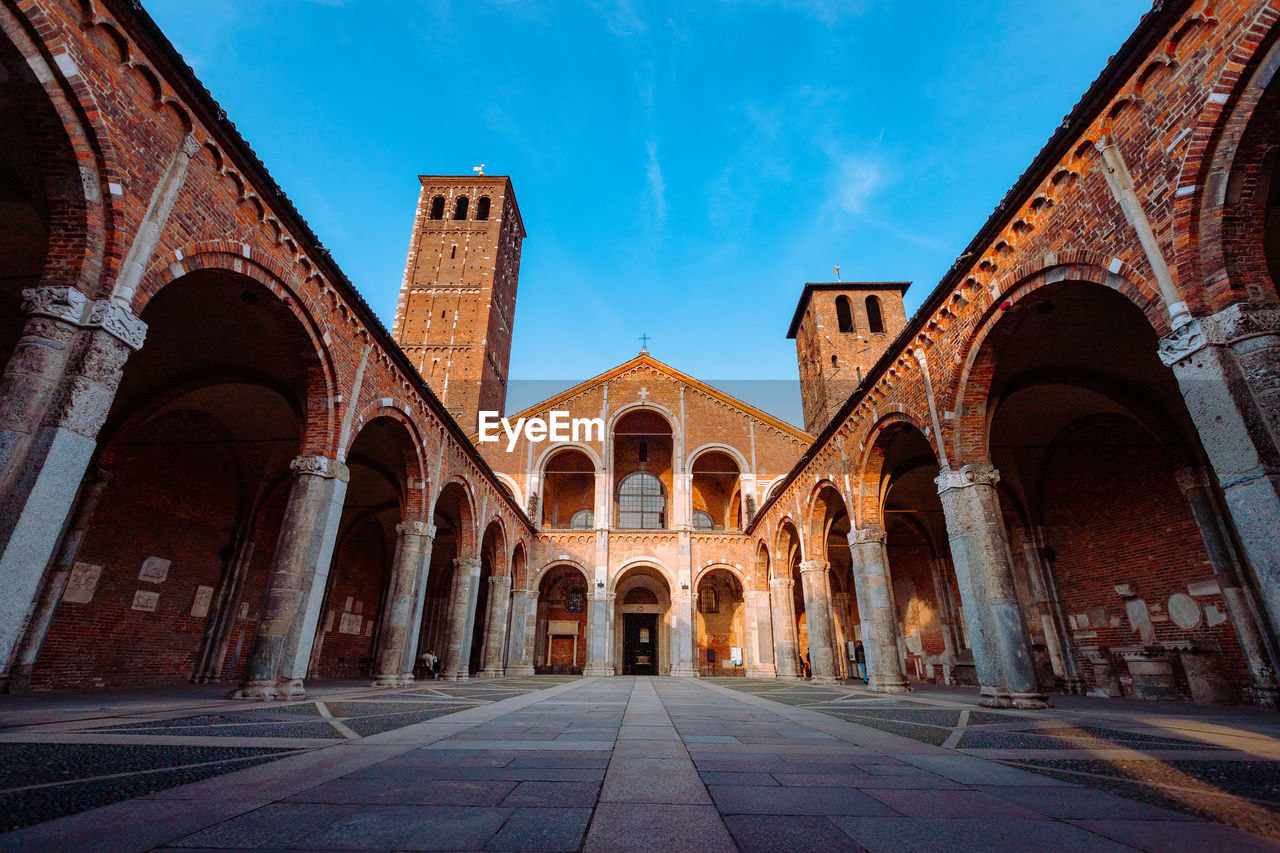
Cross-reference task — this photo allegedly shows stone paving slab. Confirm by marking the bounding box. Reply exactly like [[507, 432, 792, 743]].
[[4, 675, 1280, 849]]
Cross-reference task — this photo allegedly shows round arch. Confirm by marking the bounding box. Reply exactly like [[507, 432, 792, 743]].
[[948, 269, 1168, 466]]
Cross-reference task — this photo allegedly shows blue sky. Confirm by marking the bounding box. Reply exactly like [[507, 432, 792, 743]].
[[147, 0, 1152, 425]]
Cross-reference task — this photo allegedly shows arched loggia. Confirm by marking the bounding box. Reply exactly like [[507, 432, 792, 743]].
[[955, 278, 1277, 705], [24, 268, 325, 690]]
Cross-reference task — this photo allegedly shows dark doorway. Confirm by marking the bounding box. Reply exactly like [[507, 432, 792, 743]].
[[623, 613, 658, 675]]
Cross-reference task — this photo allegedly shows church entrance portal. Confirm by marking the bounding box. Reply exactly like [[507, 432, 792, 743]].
[[624, 613, 658, 675]]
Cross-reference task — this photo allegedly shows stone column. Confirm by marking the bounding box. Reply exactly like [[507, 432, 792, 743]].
[[479, 575, 512, 678], [846, 527, 910, 693], [1176, 467, 1280, 704], [670, 569, 697, 678], [234, 455, 349, 700], [1160, 307, 1280, 648], [928, 558, 959, 668], [798, 559, 838, 685], [0, 290, 145, 682], [936, 463, 1047, 709], [748, 587, 777, 678], [441, 556, 482, 680], [372, 521, 432, 687], [583, 585, 615, 676], [5, 469, 111, 691], [1013, 526, 1081, 692], [770, 577, 800, 679], [505, 589, 536, 676], [396, 524, 436, 681]]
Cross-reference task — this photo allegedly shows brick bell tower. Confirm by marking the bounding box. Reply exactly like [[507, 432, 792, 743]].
[[787, 282, 910, 434], [393, 175, 526, 430]]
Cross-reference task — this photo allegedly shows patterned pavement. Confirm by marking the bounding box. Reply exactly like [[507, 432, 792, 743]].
[[0, 676, 1279, 849]]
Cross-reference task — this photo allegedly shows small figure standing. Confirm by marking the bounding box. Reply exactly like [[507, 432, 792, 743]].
[[422, 649, 438, 679], [854, 642, 867, 683]]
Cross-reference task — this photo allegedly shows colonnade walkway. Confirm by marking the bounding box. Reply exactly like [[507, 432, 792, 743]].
[[2, 676, 1280, 850]]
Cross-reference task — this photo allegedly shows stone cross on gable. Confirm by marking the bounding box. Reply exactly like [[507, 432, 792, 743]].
[[638, 387, 649, 400]]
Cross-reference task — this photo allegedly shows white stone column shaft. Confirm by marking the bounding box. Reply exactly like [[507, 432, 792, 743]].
[[441, 557, 482, 680], [798, 559, 838, 685], [847, 528, 910, 693], [234, 455, 349, 700], [479, 575, 512, 677], [936, 464, 1046, 709], [770, 577, 800, 679]]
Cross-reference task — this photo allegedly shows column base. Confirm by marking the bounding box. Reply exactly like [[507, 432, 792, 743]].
[[505, 665, 536, 677], [477, 667, 506, 679], [370, 674, 401, 688], [810, 675, 838, 686], [1011, 691, 1050, 710], [582, 664, 614, 676], [670, 665, 699, 678], [746, 665, 777, 679], [775, 671, 803, 681], [869, 678, 912, 694], [441, 670, 470, 682], [395, 674, 416, 687], [231, 677, 306, 701], [229, 679, 280, 701], [978, 686, 1012, 708]]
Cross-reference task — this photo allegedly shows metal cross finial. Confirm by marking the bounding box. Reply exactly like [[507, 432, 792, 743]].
[[639, 333, 651, 353], [473, 164, 485, 176], [832, 265, 841, 282]]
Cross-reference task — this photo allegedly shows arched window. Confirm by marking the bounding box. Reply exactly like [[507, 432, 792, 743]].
[[453, 196, 469, 220], [429, 196, 445, 220], [835, 296, 855, 333], [618, 471, 665, 529], [570, 509, 594, 529], [476, 196, 491, 220], [692, 510, 715, 530], [831, 354, 838, 368], [866, 296, 884, 334]]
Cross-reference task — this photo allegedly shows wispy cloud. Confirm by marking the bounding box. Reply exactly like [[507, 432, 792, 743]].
[[645, 139, 667, 224], [586, 0, 648, 38]]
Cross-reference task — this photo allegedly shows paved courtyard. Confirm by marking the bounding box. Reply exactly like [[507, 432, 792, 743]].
[[1, 676, 1280, 851]]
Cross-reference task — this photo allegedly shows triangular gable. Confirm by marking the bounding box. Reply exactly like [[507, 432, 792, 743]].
[[479, 354, 813, 443]]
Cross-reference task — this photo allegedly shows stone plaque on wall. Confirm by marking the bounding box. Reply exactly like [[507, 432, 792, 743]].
[[191, 585, 215, 618], [138, 556, 171, 584], [132, 590, 160, 612], [238, 601, 250, 620], [339, 612, 363, 635], [63, 562, 103, 604]]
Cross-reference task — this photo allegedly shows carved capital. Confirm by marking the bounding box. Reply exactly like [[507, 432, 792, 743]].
[[396, 520, 435, 538], [799, 559, 830, 574], [489, 575, 512, 591], [290, 455, 350, 482], [769, 577, 794, 591], [180, 133, 202, 158], [848, 525, 886, 545], [935, 462, 1000, 494], [85, 299, 148, 351], [453, 556, 482, 571], [22, 286, 88, 325], [1158, 318, 1209, 366]]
